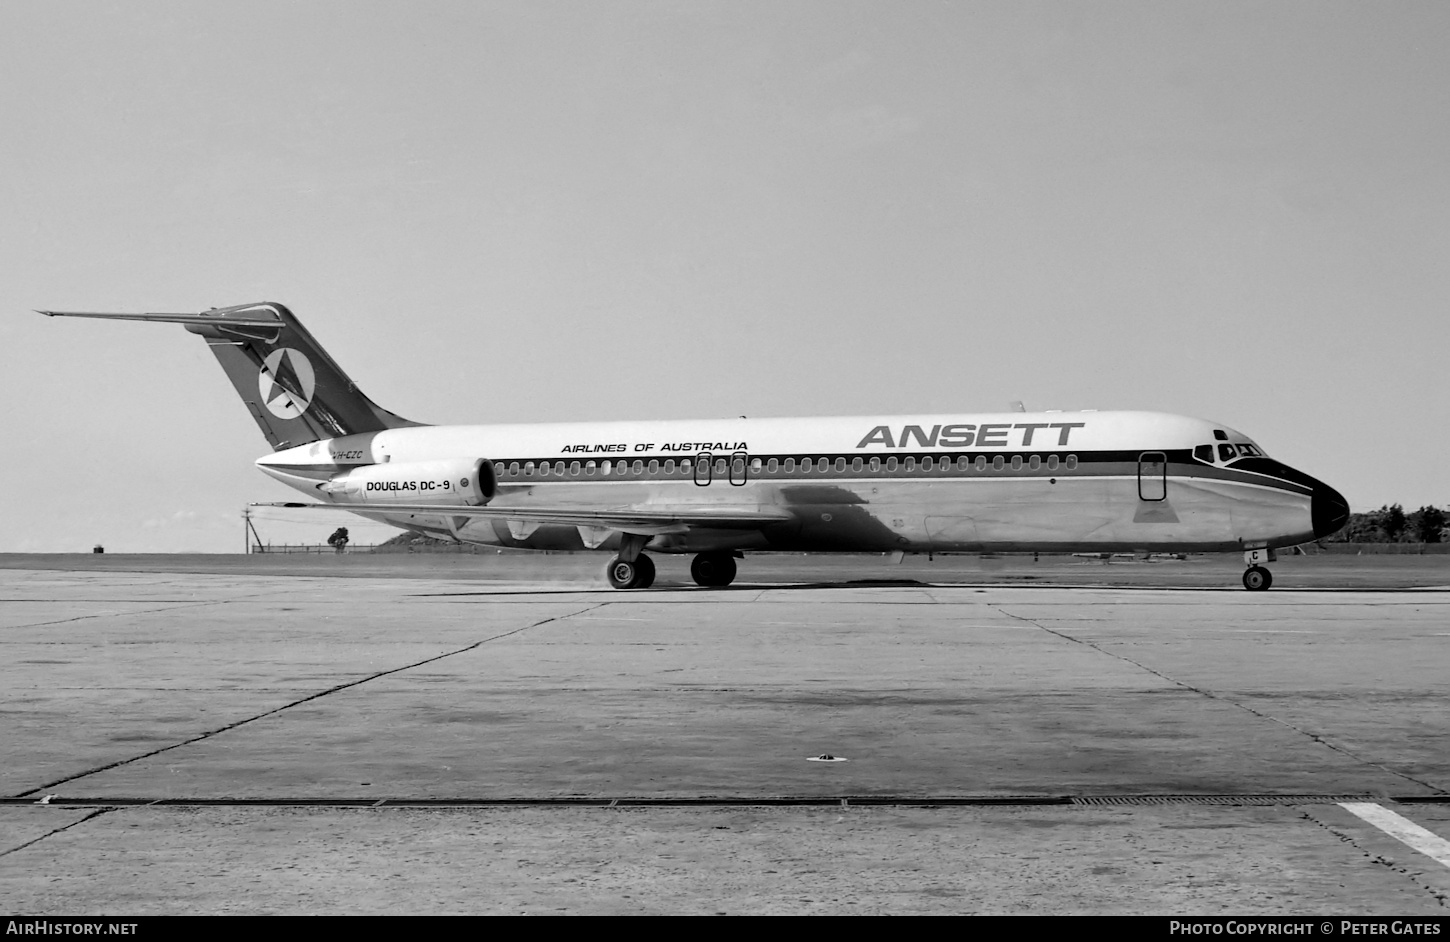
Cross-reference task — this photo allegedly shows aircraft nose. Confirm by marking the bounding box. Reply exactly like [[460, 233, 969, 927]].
[[1312, 481, 1350, 539]]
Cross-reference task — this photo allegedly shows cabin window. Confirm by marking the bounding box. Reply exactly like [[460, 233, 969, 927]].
[[523, 461, 535, 475], [583, 461, 595, 476], [957, 456, 969, 471], [835, 457, 847, 472], [1218, 443, 1237, 462], [1065, 455, 1077, 470], [1029, 455, 1041, 471], [767, 457, 778, 472], [800, 458, 812, 474], [1011, 455, 1023, 471], [975, 456, 987, 471], [904, 456, 916, 472], [1046, 455, 1058, 471], [851, 457, 863, 472], [714, 458, 726, 475], [630, 460, 642, 474], [870, 457, 881, 472], [647, 460, 658, 474], [886, 456, 898, 472], [751, 458, 763, 473], [921, 455, 934, 471], [817, 457, 829, 472], [783, 457, 795, 472], [992, 455, 1004, 471]]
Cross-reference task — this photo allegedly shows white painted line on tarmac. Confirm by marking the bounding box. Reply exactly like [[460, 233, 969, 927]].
[[1340, 802, 1450, 869]]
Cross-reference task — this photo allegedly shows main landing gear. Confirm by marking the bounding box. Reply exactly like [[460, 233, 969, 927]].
[[1242, 548, 1275, 592], [602, 544, 742, 590], [606, 553, 655, 590], [605, 533, 655, 590]]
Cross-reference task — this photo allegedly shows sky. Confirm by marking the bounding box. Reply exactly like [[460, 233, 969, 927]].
[[2, 0, 1446, 552]]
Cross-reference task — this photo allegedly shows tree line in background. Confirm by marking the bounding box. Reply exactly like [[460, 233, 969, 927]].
[[1324, 504, 1447, 544]]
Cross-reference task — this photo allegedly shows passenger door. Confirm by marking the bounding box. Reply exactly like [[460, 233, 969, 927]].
[[1138, 452, 1167, 501]]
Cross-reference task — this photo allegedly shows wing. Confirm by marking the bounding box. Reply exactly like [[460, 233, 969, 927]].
[[254, 501, 795, 535]]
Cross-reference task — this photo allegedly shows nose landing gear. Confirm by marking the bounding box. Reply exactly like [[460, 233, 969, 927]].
[[1242, 548, 1275, 591]]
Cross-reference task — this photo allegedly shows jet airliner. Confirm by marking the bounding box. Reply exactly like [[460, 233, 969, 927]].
[[40, 302, 1349, 590]]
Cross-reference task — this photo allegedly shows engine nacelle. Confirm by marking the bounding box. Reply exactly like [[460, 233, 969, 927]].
[[320, 458, 496, 506]]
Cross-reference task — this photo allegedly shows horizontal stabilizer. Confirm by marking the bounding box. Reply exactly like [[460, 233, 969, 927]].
[[39, 302, 421, 449], [37, 310, 281, 328]]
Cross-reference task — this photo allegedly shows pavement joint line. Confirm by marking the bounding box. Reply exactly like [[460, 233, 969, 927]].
[[0, 794, 1385, 808], [1297, 806, 1450, 908], [0, 594, 269, 632], [993, 604, 1450, 796], [7, 601, 608, 800], [1340, 802, 1450, 871], [0, 808, 113, 860]]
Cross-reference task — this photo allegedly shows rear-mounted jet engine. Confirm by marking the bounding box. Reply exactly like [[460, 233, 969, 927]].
[[319, 458, 496, 506]]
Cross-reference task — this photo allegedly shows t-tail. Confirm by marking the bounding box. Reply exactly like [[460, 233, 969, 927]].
[[36, 302, 422, 450]]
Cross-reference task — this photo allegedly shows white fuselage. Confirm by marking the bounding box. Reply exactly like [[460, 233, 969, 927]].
[[256, 410, 1330, 556]]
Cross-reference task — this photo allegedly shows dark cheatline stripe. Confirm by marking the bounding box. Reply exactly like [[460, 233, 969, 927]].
[[265, 449, 1315, 498]]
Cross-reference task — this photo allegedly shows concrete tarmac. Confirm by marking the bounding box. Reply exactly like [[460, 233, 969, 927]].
[[2, 554, 1448, 914]]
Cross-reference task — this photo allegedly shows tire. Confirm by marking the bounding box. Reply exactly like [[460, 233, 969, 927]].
[[607, 557, 639, 590], [1242, 566, 1272, 591], [690, 552, 737, 587], [635, 554, 656, 589]]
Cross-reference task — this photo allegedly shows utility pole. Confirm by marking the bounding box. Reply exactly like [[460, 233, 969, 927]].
[[242, 507, 264, 554]]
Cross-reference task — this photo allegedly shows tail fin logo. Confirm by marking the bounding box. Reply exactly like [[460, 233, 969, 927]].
[[258, 348, 316, 419]]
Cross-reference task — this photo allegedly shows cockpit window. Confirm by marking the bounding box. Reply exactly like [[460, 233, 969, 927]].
[[1194, 444, 1213, 464], [1218, 443, 1238, 462], [1238, 443, 1262, 457]]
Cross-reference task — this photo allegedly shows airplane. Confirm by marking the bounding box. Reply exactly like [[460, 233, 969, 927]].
[[39, 302, 1349, 591]]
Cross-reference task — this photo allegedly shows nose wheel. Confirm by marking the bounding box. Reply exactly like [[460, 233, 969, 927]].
[[1241, 548, 1275, 591], [1242, 565, 1272, 591]]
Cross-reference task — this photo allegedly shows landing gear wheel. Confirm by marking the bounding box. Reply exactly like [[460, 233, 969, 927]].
[[606, 557, 637, 589], [634, 554, 656, 589], [607, 554, 656, 590], [690, 552, 737, 588], [1242, 566, 1272, 591]]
